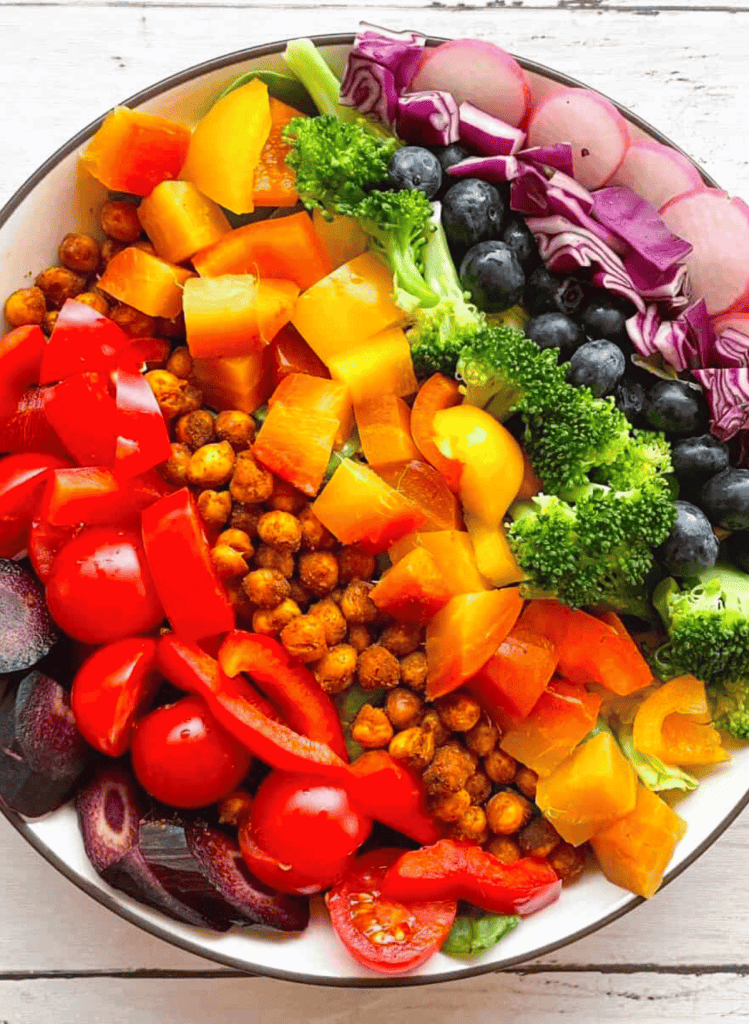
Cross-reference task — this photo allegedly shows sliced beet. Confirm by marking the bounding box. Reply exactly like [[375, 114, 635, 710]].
[[76, 762, 142, 872], [0, 559, 58, 673], [186, 820, 310, 932]]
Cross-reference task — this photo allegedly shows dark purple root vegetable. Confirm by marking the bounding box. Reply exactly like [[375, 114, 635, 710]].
[[186, 820, 310, 932], [76, 763, 142, 872], [0, 559, 58, 673]]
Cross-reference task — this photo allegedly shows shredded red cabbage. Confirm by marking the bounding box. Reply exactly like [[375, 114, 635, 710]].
[[396, 90, 460, 146], [512, 167, 624, 251], [517, 145, 574, 177], [592, 186, 693, 276], [339, 54, 399, 125], [715, 326, 749, 368], [458, 102, 526, 156], [692, 368, 749, 440], [447, 154, 519, 183], [349, 22, 426, 90]]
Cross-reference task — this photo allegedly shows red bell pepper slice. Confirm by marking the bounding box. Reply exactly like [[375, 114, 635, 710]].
[[71, 637, 161, 757], [45, 371, 118, 467], [0, 325, 47, 421], [114, 360, 172, 478], [347, 751, 440, 845], [127, 336, 171, 370], [270, 324, 330, 387], [0, 385, 69, 457], [381, 839, 562, 916], [0, 451, 73, 557], [141, 488, 235, 642], [41, 465, 173, 528], [218, 630, 348, 761], [156, 634, 349, 780], [39, 299, 131, 384], [28, 518, 82, 581]]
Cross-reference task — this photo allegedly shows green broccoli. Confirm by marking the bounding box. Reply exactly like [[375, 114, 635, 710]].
[[652, 566, 749, 737]]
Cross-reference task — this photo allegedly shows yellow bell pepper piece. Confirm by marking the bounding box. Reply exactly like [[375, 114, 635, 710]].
[[632, 675, 729, 766]]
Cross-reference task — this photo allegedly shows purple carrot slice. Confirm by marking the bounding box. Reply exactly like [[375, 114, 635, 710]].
[[76, 762, 142, 872], [0, 559, 58, 673]]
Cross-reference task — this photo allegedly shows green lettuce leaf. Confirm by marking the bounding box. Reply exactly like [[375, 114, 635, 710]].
[[617, 724, 698, 793], [441, 913, 520, 961]]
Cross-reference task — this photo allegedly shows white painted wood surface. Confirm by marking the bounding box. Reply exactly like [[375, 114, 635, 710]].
[[2, 0, 749, 1017]]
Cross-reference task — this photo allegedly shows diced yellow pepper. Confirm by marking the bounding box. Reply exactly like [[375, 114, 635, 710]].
[[137, 181, 230, 264], [632, 675, 729, 766]]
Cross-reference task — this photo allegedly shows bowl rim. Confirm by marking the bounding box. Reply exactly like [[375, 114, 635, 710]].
[[0, 32, 732, 989]]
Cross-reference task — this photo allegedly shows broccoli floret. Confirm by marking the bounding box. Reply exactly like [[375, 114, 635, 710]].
[[595, 429, 673, 491], [712, 680, 749, 739]]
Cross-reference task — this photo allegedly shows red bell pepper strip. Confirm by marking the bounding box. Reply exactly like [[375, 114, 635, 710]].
[[141, 488, 235, 642], [0, 385, 69, 457], [156, 634, 349, 780], [381, 839, 562, 916], [0, 451, 73, 557], [0, 325, 47, 421], [347, 751, 440, 845], [45, 371, 118, 467], [114, 360, 172, 479], [41, 465, 173, 528], [127, 336, 171, 370], [218, 630, 348, 761], [269, 325, 330, 388], [39, 299, 131, 384]]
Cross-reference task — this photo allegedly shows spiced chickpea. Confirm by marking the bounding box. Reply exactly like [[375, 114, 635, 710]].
[[399, 650, 428, 693], [166, 346, 193, 380], [187, 442, 235, 488], [156, 314, 185, 340], [487, 836, 522, 865], [210, 544, 249, 579], [257, 511, 302, 553], [109, 303, 157, 338], [378, 622, 422, 657], [243, 568, 290, 609], [230, 451, 274, 504], [161, 443, 192, 486], [252, 599, 301, 636], [435, 691, 482, 733], [465, 714, 500, 758], [42, 310, 58, 335], [175, 410, 214, 451], [196, 490, 232, 529], [4, 287, 46, 327], [280, 614, 328, 663], [351, 706, 394, 749], [255, 545, 295, 578], [337, 545, 376, 584], [313, 644, 358, 695], [358, 645, 400, 691], [217, 529, 254, 559], [449, 805, 489, 844], [133, 239, 156, 255], [548, 842, 586, 885], [340, 580, 378, 624], [429, 789, 471, 824], [464, 769, 492, 806], [217, 791, 253, 828], [214, 410, 256, 452], [35, 266, 86, 309], [423, 742, 475, 796], [385, 688, 423, 731], [298, 506, 335, 551], [267, 478, 306, 514], [100, 238, 125, 266], [483, 748, 518, 786], [146, 370, 201, 420], [288, 580, 311, 610], [486, 791, 533, 836], [420, 709, 450, 747], [101, 199, 142, 242], [230, 504, 262, 537], [74, 291, 111, 316], [58, 233, 100, 274], [517, 817, 561, 859], [514, 766, 538, 802], [388, 726, 434, 771], [308, 598, 347, 646], [297, 550, 339, 596], [347, 623, 372, 653]]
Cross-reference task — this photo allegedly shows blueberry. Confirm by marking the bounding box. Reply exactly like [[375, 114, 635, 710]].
[[433, 143, 471, 174], [671, 434, 730, 494], [644, 380, 710, 436], [442, 179, 506, 259], [567, 340, 626, 398], [657, 501, 719, 577], [501, 216, 541, 272], [699, 467, 749, 530], [728, 531, 749, 574], [614, 378, 647, 426], [388, 147, 442, 198], [523, 266, 585, 317], [580, 293, 635, 345], [459, 241, 525, 314], [525, 312, 583, 358]]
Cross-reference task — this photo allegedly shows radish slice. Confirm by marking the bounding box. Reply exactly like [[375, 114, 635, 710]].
[[660, 189, 749, 317], [609, 140, 705, 211], [526, 88, 630, 191], [411, 39, 531, 129]]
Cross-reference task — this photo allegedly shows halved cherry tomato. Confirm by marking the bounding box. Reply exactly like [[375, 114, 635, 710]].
[[325, 848, 457, 975], [0, 451, 72, 557], [28, 518, 81, 582], [131, 694, 252, 808]]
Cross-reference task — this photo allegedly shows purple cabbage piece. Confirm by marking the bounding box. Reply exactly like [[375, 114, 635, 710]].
[[625, 299, 715, 372], [352, 22, 426, 91], [458, 101, 526, 156], [517, 144, 574, 177], [683, 299, 717, 366], [512, 166, 623, 251], [396, 90, 460, 147], [447, 154, 519, 184], [715, 326, 749, 367], [692, 367, 749, 440], [339, 54, 399, 125], [592, 186, 693, 276]]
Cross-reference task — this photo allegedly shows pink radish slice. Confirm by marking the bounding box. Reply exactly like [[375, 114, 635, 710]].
[[660, 189, 749, 317], [609, 140, 705, 211], [526, 88, 629, 191], [411, 39, 531, 129], [712, 311, 749, 334]]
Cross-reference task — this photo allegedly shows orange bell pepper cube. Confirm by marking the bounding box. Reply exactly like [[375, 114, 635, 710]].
[[355, 395, 420, 471], [183, 275, 299, 359], [98, 247, 194, 319], [469, 627, 558, 720], [180, 78, 271, 215], [253, 98, 304, 208], [410, 373, 463, 493], [403, 530, 488, 596], [590, 784, 687, 899], [327, 326, 417, 405], [312, 458, 426, 554], [254, 402, 339, 497], [137, 180, 230, 265], [79, 107, 191, 196], [191, 348, 274, 414], [192, 211, 332, 293], [425, 588, 523, 700], [632, 675, 729, 766], [377, 460, 463, 532], [497, 678, 602, 777], [270, 324, 330, 387], [312, 209, 368, 269], [370, 546, 452, 624], [269, 373, 353, 448], [518, 601, 653, 697]]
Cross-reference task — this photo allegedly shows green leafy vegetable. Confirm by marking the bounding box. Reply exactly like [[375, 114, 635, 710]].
[[441, 913, 520, 961], [616, 724, 698, 793], [216, 70, 318, 115]]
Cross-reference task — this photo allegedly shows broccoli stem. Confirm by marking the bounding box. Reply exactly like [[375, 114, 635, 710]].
[[283, 39, 357, 122], [389, 245, 439, 308]]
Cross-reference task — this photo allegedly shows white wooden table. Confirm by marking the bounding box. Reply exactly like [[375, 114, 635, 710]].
[[2, 1, 749, 1019]]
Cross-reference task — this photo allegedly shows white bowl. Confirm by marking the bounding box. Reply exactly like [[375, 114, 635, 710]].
[[0, 34, 745, 987]]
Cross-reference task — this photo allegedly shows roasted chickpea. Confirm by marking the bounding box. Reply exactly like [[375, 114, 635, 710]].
[[224, 579, 255, 625], [211, 544, 249, 579], [385, 688, 423, 731], [35, 266, 86, 309], [435, 691, 482, 733], [156, 314, 186, 340], [4, 287, 46, 327], [196, 489, 232, 529], [74, 291, 111, 316], [449, 805, 489, 844], [340, 580, 378, 624], [298, 505, 335, 551], [214, 410, 256, 452], [351, 705, 394, 749], [358, 645, 400, 691], [267, 478, 306, 514], [518, 817, 561, 859], [420, 708, 451, 747], [146, 370, 200, 420], [298, 550, 339, 596], [230, 504, 262, 537], [313, 644, 358, 695], [175, 410, 215, 451], [388, 726, 435, 771], [486, 790, 533, 836], [100, 238, 125, 266], [423, 742, 475, 796], [243, 568, 290, 609], [483, 748, 518, 786], [399, 650, 428, 693], [42, 310, 59, 335], [347, 623, 372, 653], [465, 769, 492, 806], [217, 528, 254, 559], [252, 599, 301, 636], [160, 442, 192, 486], [58, 233, 100, 274], [288, 579, 311, 610], [429, 789, 471, 824], [378, 622, 422, 657], [486, 836, 522, 865], [465, 714, 500, 758], [109, 303, 157, 338], [308, 598, 347, 646], [255, 544, 295, 578], [257, 510, 302, 553], [337, 545, 376, 584], [280, 614, 328, 663], [230, 450, 274, 504], [164, 345, 192, 380], [217, 790, 253, 828], [133, 239, 157, 255], [101, 199, 142, 242], [548, 842, 586, 885], [514, 766, 539, 802], [187, 442, 236, 488]]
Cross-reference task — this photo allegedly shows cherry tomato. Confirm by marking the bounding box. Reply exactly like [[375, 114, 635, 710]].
[[45, 525, 164, 644], [239, 771, 372, 895], [131, 695, 252, 808], [325, 848, 457, 975]]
